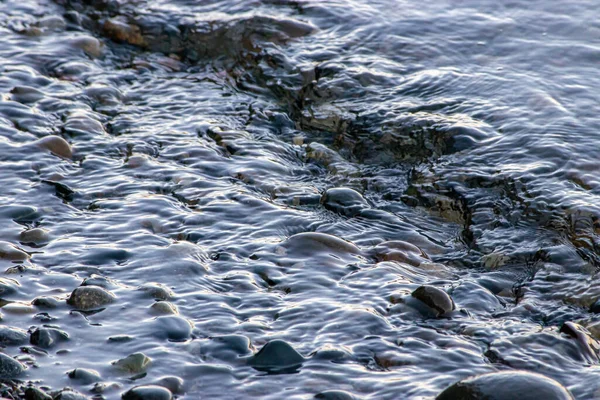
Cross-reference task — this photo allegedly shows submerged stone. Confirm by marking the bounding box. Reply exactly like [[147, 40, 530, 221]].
[[560, 321, 600, 362], [53, 389, 88, 400], [122, 385, 173, 400], [321, 187, 369, 217], [149, 301, 178, 316], [373, 240, 429, 266], [68, 367, 102, 384], [139, 283, 174, 300], [19, 228, 51, 245], [113, 352, 152, 373], [32, 296, 60, 309], [411, 285, 455, 317], [0, 241, 29, 261], [248, 340, 305, 373], [67, 286, 116, 310], [30, 327, 69, 348], [152, 316, 193, 341], [283, 232, 360, 256], [0, 352, 26, 378], [33, 135, 72, 159], [314, 390, 357, 400], [152, 376, 184, 394], [436, 371, 574, 400]]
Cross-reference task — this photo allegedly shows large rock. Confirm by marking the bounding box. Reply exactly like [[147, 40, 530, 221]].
[[0, 352, 26, 379], [67, 286, 116, 310], [436, 371, 574, 400]]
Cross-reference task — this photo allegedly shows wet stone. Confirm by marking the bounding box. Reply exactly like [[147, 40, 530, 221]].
[[0, 352, 26, 379], [81, 275, 114, 289], [53, 389, 89, 400], [30, 327, 69, 349], [67, 286, 116, 310], [0, 326, 28, 346], [411, 285, 455, 317], [69, 36, 104, 58], [151, 376, 184, 394], [149, 301, 178, 315], [152, 316, 192, 341], [248, 340, 305, 373], [10, 86, 45, 103], [321, 187, 369, 217], [314, 390, 358, 400], [68, 368, 102, 384], [33, 135, 72, 159], [32, 296, 60, 309], [0, 278, 17, 297], [589, 298, 600, 314], [372, 240, 429, 266], [122, 385, 173, 400], [112, 353, 152, 374], [24, 386, 52, 400], [560, 321, 600, 362], [19, 228, 51, 246], [139, 283, 174, 301], [0, 241, 29, 261], [436, 371, 574, 400]]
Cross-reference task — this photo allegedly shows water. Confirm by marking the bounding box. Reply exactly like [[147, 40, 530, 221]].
[[0, 0, 599, 398]]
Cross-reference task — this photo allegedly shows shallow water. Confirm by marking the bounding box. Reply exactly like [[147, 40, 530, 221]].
[[1, 0, 600, 398]]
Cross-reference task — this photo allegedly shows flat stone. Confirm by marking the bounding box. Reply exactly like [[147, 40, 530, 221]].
[[19, 228, 51, 245], [0, 241, 29, 261], [30, 327, 69, 348], [0, 326, 29, 346]]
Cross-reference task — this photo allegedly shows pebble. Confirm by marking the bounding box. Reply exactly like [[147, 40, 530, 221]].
[[112, 352, 152, 374], [32, 296, 60, 309], [0, 352, 26, 379], [0, 241, 30, 261], [149, 301, 178, 315], [19, 228, 51, 246], [67, 286, 116, 310], [152, 376, 184, 394], [30, 327, 69, 348], [321, 187, 369, 217], [2, 302, 36, 314], [69, 36, 104, 58], [411, 285, 455, 317], [122, 385, 173, 400], [152, 316, 193, 341], [24, 386, 52, 400], [10, 86, 45, 103], [53, 389, 89, 400], [33, 135, 73, 159], [0, 326, 28, 346], [139, 283, 174, 301], [248, 340, 305, 373], [283, 232, 360, 256], [68, 367, 102, 384], [373, 240, 428, 266], [314, 390, 357, 400], [436, 371, 574, 400]]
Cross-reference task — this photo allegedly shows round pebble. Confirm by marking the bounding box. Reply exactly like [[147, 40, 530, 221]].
[[122, 385, 173, 400], [0, 352, 26, 379], [411, 285, 455, 317], [33, 135, 73, 159], [67, 286, 116, 310], [248, 339, 305, 373]]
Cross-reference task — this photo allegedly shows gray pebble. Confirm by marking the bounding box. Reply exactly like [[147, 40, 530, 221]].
[[0, 352, 26, 379], [67, 286, 116, 310], [411, 285, 455, 317], [122, 385, 173, 400]]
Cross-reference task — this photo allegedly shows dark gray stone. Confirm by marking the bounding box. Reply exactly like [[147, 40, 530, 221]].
[[248, 340, 305, 373], [122, 385, 173, 400], [411, 285, 455, 317]]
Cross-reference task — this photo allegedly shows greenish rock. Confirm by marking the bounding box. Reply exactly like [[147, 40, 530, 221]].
[[67, 286, 116, 310], [248, 340, 305, 373], [0, 352, 26, 378], [149, 301, 178, 315], [436, 371, 574, 400], [112, 352, 152, 374]]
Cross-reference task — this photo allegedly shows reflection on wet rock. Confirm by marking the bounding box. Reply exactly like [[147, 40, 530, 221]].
[[19, 228, 51, 246], [0, 352, 26, 379], [248, 340, 305, 373], [372, 240, 429, 266], [67, 286, 116, 310], [112, 352, 152, 374], [139, 283, 174, 301], [411, 285, 455, 317], [560, 321, 600, 363], [151, 376, 184, 394], [436, 371, 574, 400], [149, 301, 178, 316], [122, 385, 173, 400]]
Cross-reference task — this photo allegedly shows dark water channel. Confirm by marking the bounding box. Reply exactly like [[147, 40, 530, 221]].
[[0, 0, 600, 398]]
